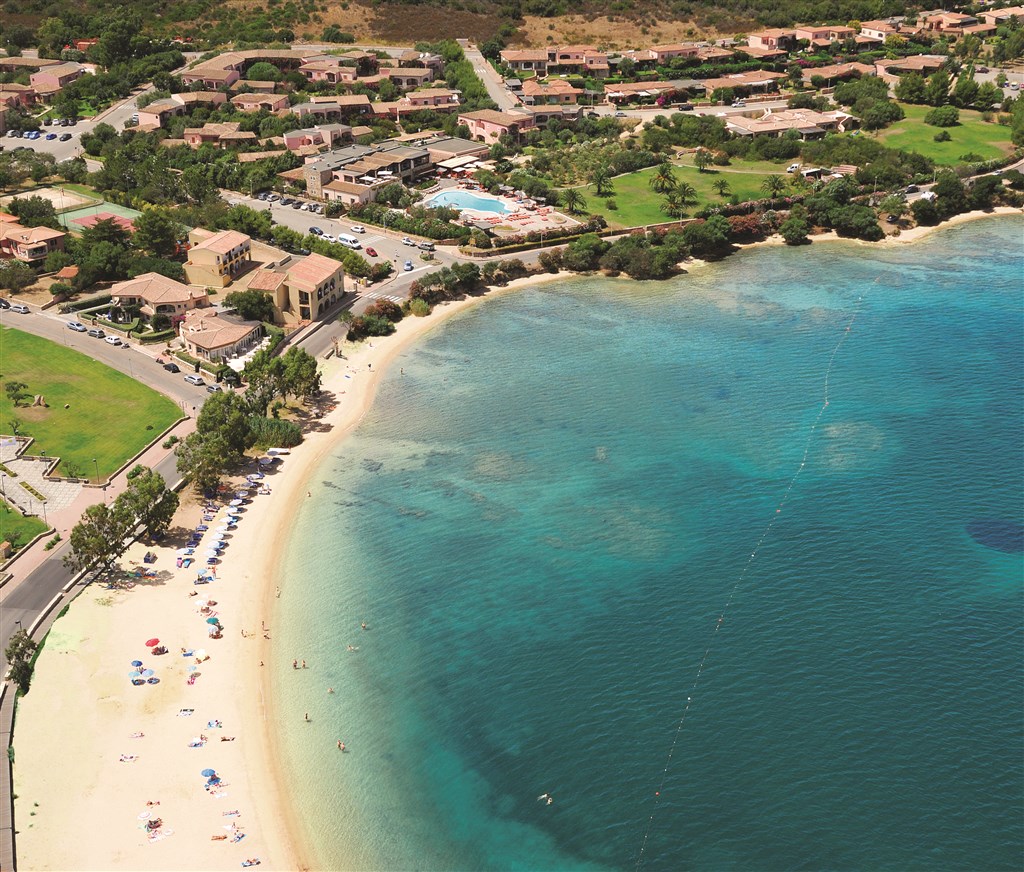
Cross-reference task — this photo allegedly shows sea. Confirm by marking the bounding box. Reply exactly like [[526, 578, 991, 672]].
[[272, 217, 1024, 872]]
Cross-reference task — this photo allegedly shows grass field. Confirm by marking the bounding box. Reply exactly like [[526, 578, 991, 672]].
[[0, 499, 48, 549], [0, 328, 180, 478], [877, 104, 1015, 165], [576, 160, 784, 229]]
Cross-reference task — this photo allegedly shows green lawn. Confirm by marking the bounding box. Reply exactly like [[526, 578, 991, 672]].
[[877, 103, 1014, 165], [0, 328, 181, 478], [0, 499, 48, 549], [576, 160, 784, 229]]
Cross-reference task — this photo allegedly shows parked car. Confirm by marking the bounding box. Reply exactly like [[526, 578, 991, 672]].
[[67, 321, 87, 332], [0, 298, 10, 309], [587, 111, 599, 118], [163, 362, 181, 373], [677, 103, 694, 111], [291, 201, 302, 209], [905, 184, 919, 193], [104, 335, 122, 346], [323, 233, 336, 242], [401, 236, 415, 246], [87, 327, 105, 338], [309, 226, 323, 236], [45, 132, 57, 140], [403, 260, 413, 271], [206, 384, 223, 393], [59, 133, 73, 141], [257, 192, 269, 200], [10, 303, 30, 314], [6, 130, 19, 138], [786, 163, 801, 173], [614, 111, 626, 117], [267, 193, 280, 201], [977, 66, 989, 73], [365, 247, 378, 257], [184, 374, 206, 386], [350, 224, 366, 234], [417, 241, 435, 251]]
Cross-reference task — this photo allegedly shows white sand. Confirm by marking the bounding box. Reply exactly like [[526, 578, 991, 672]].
[[12, 273, 567, 871]]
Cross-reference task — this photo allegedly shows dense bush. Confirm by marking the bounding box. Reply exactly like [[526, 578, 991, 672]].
[[247, 416, 303, 448], [925, 106, 960, 127]]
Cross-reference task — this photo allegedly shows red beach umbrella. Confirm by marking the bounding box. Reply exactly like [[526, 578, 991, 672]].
[[145, 638, 160, 647]]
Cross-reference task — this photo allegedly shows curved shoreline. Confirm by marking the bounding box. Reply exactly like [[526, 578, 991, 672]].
[[9, 209, 1019, 870]]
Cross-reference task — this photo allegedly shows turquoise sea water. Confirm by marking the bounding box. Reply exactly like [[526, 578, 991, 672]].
[[273, 218, 1024, 872]]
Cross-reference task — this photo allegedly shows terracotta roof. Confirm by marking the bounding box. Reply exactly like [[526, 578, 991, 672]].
[[110, 272, 205, 306], [245, 268, 287, 292], [182, 310, 261, 350], [0, 222, 64, 244], [191, 229, 250, 255], [287, 252, 344, 288]]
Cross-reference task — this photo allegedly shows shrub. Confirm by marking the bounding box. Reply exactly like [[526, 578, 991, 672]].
[[364, 299, 403, 323], [248, 416, 303, 448], [933, 130, 952, 142], [406, 298, 431, 317], [347, 314, 395, 340], [924, 106, 960, 127]]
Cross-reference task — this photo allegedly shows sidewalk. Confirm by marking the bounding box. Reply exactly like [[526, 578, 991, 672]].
[[1, 416, 196, 589]]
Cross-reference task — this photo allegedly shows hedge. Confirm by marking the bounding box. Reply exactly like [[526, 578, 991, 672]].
[[58, 294, 111, 313], [248, 416, 303, 449], [138, 329, 176, 344]]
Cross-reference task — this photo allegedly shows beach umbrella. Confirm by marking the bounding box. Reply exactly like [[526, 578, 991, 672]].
[[188, 665, 198, 673], [175, 547, 193, 555], [137, 811, 150, 820], [145, 638, 160, 647], [194, 649, 207, 660], [128, 671, 142, 680], [206, 558, 218, 565], [201, 768, 217, 777], [131, 660, 143, 667], [206, 617, 220, 625], [211, 532, 225, 541], [141, 669, 154, 678], [229, 499, 243, 507]]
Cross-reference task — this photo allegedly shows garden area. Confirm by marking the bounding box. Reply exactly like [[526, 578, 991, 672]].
[[877, 104, 1015, 165], [0, 328, 181, 478], [575, 160, 782, 229], [0, 498, 48, 551]]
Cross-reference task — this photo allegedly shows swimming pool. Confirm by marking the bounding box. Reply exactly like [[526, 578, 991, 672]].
[[427, 190, 515, 215]]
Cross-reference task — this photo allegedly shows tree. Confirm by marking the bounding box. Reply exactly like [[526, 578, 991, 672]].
[[911, 197, 939, 226], [5, 629, 38, 694], [590, 168, 612, 196], [118, 466, 179, 539], [933, 171, 968, 218], [923, 70, 952, 107], [7, 195, 61, 229], [661, 193, 687, 219], [0, 261, 35, 292], [974, 82, 1002, 112], [64, 502, 132, 573], [675, 182, 698, 208], [951, 70, 979, 109], [4, 381, 30, 407], [176, 431, 233, 493], [281, 347, 321, 401], [761, 175, 787, 198], [224, 289, 276, 323], [80, 217, 132, 248], [694, 149, 713, 172], [878, 194, 907, 219], [196, 391, 254, 461], [779, 213, 810, 244], [894, 73, 927, 104], [246, 62, 283, 82], [649, 162, 677, 194], [132, 208, 182, 257], [713, 179, 732, 198], [560, 188, 586, 215]]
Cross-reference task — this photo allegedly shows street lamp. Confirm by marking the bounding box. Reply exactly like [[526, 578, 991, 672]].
[[93, 457, 99, 483]]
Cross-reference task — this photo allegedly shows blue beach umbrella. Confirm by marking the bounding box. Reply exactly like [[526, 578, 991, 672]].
[[206, 617, 220, 625], [141, 669, 155, 678], [131, 660, 143, 667], [201, 768, 216, 777], [129, 671, 142, 680]]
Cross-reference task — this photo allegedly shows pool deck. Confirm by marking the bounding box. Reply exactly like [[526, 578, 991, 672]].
[[428, 187, 580, 238]]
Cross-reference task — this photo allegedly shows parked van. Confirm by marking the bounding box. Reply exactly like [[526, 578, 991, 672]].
[[417, 241, 436, 251], [335, 234, 362, 249]]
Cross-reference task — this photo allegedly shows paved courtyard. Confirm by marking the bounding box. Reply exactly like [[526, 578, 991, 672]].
[[0, 437, 83, 520]]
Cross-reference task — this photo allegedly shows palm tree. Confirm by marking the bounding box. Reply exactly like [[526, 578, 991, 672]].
[[560, 188, 586, 215], [591, 168, 612, 197], [675, 181, 698, 209], [649, 162, 677, 194], [761, 175, 787, 198], [661, 193, 686, 219], [712, 179, 732, 198]]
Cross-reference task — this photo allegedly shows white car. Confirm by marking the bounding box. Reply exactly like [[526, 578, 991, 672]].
[[323, 233, 336, 243], [104, 335, 122, 346], [9, 303, 30, 314], [184, 374, 206, 386], [350, 225, 366, 234], [403, 260, 414, 271], [67, 321, 87, 332], [401, 236, 415, 246]]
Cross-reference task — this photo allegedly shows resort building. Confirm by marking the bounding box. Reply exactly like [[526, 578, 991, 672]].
[[380, 67, 435, 88], [109, 273, 210, 321], [299, 58, 360, 85], [292, 96, 373, 120], [520, 79, 581, 105], [230, 92, 290, 113], [180, 309, 263, 362], [802, 62, 875, 84], [282, 252, 345, 321], [282, 124, 353, 153], [183, 122, 258, 149], [135, 92, 226, 128], [181, 48, 319, 90], [858, 19, 900, 41], [499, 49, 550, 74], [28, 62, 88, 98], [183, 229, 253, 288], [0, 219, 65, 263], [304, 142, 432, 201], [746, 29, 798, 51], [981, 5, 1024, 25], [725, 107, 857, 138], [499, 45, 609, 77], [0, 83, 36, 108], [649, 43, 734, 64], [794, 25, 857, 45], [603, 80, 701, 104], [458, 108, 537, 143], [703, 69, 788, 95]]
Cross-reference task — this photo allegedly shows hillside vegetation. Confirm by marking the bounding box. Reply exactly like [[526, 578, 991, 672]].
[[0, 0, 915, 49]]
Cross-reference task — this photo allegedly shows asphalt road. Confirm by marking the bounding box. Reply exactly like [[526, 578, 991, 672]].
[[462, 42, 520, 111]]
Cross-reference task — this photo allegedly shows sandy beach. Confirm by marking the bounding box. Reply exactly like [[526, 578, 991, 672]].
[[10, 200, 1020, 868], [10, 271, 567, 872]]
